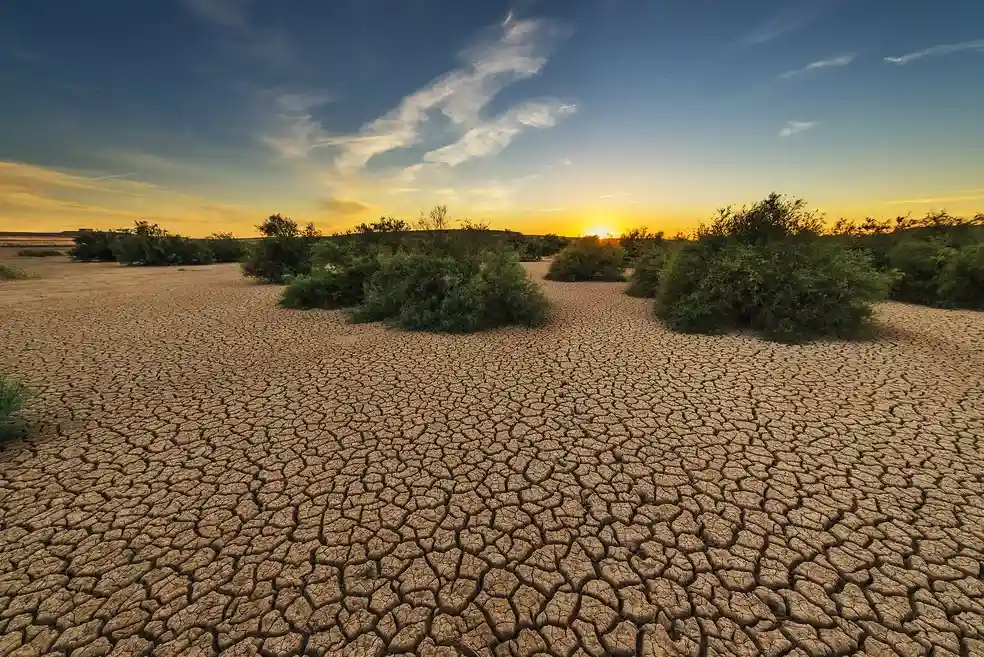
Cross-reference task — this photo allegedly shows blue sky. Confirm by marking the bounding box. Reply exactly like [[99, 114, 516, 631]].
[[2, 0, 982, 236]]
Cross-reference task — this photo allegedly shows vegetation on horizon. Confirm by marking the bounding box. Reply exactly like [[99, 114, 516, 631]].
[[69, 223, 247, 265], [16, 249, 63, 257], [545, 237, 626, 282]]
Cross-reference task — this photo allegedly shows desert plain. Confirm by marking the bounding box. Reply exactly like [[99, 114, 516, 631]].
[[0, 251, 982, 657]]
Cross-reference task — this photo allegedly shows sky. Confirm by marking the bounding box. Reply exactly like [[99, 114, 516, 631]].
[[1, 0, 983, 237]]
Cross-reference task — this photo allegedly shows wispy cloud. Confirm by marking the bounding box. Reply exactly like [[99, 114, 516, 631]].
[[884, 39, 984, 65], [87, 172, 138, 181], [422, 101, 576, 167], [261, 15, 571, 173], [739, 0, 838, 46], [536, 207, 565, 212], [779, 121, 818, 137], [886, 191, 984, 205], [322, 197, 373, 216], [779, 54, 854, 79], [182, 0, 292, 66], [0, 161, 256, 234], [182, 0, 249, 29]]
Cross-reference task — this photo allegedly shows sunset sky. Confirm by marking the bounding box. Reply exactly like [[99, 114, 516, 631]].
[[2, 0, 982, 237]]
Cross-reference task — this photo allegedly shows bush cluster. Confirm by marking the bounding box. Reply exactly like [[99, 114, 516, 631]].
[[70, 224, 247, 266], [625, 243, 671, 298], [70, 229, 129, 261], [656, 241, 894, 342], [241, 215, 321, 283], [281, 239, 548, 333], [884, 239, 984, 309], [0, 373, 30, 439], [637, 193, 895, 342], [0, 264, 29, 280], [619, 227, 664, 263], [112, 222, 215, 266], [545, 237, 626, 281], [17, 249, 63, 257]]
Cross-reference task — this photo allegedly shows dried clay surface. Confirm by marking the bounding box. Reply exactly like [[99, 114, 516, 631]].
[[1, 256, 983, 657]]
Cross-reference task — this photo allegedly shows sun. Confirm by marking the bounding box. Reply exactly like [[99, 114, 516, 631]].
[[582, 225, 616, 238]]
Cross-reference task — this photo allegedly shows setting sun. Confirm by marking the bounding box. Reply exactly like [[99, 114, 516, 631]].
[[582, 225, 617, 238]]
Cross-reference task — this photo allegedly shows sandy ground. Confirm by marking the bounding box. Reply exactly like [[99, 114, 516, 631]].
[[1, 254, 983, 657]]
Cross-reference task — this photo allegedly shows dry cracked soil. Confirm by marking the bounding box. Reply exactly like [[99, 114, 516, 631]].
[[0, 253, 983, 657]]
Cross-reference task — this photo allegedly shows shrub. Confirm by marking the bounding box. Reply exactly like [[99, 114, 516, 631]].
[[699, 192, 823, 244], [620, 227, 664, 263], [539, 234, 570, 256], [70, 229, 127, 261], [937, 243, 984, 309], [352, 249, 548, 332], [545, 237, 626, 282], [1, 264, 29, 280], [656, 240, 895, 342], [241, 214, 320, 283], [17, 249, 62, 257], [884, 239, 954, 306], [112, 222, 215, 266], [204, 233, 246, 263], [281, 251, 382, 310], [0, 373, 29, 439], [625, 243, 670, 298]]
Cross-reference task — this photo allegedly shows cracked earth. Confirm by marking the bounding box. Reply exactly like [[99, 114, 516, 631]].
[[1, 255, 983, 657]]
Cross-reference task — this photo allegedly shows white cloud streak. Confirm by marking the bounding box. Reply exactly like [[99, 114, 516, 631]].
[[423, 101, 576, 167], [261, 16, 571, 172], [886, 192, 984, 205], [779, 121, 818, 137], [884, 39, 984, 65], [779, 53, 854, 79], [739, 0, 836, 46]]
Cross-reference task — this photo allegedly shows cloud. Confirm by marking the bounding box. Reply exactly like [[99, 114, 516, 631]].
[[182, 0, 250, 30], [87, 172, 138, 181], [779, 54, 854, 79], [0, 161, 256, 234], [322, 197, 373, 216], [884, 39, 984, 65], [536, 207, 565, 212], [779, 121, 818, 137], [261, 15, 570, 171], [182, 0, 291, 67], [886, 192, 984, 205], [739, 0, 838, 46], [422, 101, 576, 167]]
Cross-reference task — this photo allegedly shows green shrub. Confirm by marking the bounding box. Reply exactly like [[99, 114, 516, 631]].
[[625, 244, 670, 298], [352, 249, 548, 332], [656, 240, 895, 342], [545, 237, 625, 281], [112, 222, 215, 266], [620, 227, 664, 263], [937, 243, 984, 309], [0, 373, 30, 439], [1, 264, 29, 280], [698, 192, 823, 244], [281, 254, 382, 310], [70, 229, 127, 261], [17, 249, 62, 257], [885, 239, 954, 305], [241, 214, 320, 283], [204, 233, 246, 263]]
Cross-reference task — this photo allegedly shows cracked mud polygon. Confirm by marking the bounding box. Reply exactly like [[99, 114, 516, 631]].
[[1, 258, 982, 656]]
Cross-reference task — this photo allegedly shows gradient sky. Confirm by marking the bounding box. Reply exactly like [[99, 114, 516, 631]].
[[2, 0, 983, 237]]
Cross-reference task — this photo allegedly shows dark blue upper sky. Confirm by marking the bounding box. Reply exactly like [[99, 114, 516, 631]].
[[2, 0, 983, 235]]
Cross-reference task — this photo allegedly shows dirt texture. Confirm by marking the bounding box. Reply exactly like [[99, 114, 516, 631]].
[[1, 257, 983, 657]]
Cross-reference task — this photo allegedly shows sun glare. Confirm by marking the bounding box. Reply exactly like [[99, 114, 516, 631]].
[[582, 225, 616, 238]]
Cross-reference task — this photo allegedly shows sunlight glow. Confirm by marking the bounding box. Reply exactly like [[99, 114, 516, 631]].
[[582, 225, 617, 238]]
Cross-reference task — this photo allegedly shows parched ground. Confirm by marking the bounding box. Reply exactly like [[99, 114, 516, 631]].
[[1, 254, 983, 657]]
